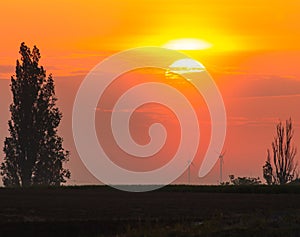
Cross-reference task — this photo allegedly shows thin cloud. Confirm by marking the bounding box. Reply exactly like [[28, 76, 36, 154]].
[[233, 75, 300, 98], [0, 65, 14, 73], [228, 116, 280, 127], [70, 70, 89, 75], [95, 105, 176, 123]]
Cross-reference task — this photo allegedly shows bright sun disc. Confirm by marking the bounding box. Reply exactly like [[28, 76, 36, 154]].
[[167, 58, 205, 75], [163, 38, 212, 50]]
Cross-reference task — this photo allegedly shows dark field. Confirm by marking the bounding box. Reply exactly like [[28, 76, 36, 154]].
[[1, 185, 300, 237]]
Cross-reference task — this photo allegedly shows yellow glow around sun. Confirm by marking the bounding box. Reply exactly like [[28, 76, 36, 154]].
[[163, 38, 212, 50]]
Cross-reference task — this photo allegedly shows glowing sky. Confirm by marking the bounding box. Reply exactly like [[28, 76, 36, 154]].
[[0, 0, 300, 185]]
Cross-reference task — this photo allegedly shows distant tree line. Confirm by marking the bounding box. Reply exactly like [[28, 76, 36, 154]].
[[0, 43, 70, 187], [221, 175, 261, 186]]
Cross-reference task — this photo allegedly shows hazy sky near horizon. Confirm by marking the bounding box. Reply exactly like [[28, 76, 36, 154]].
[[1, 0, 300, 185]]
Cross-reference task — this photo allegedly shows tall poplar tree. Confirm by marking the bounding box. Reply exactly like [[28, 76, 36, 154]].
[[1, 42, 70, 187]]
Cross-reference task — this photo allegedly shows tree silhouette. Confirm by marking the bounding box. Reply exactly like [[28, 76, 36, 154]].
[[263, 118, 298, 185], [263, 155, 273, 185], [0, 42, 70, 187]]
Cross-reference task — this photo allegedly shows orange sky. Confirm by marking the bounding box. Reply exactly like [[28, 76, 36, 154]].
[[1, 0, 300, 185]]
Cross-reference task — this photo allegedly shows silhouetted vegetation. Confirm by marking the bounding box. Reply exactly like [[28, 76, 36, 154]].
[[228, 175, 261, 185], [263, 118, 298, 185], [0, 43, 70, 187]]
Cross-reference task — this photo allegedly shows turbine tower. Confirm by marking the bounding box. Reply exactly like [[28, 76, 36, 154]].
[[218, 151, 226, 184], [187, 160, 195, 184]]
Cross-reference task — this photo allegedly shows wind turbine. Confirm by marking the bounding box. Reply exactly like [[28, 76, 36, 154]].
[[218, 151, 226, 184], [187, 160, 195, 184]]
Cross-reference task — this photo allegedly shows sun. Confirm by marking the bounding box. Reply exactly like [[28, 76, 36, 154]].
[[166, 58, 205, 76], [163, 38, 212, 50]]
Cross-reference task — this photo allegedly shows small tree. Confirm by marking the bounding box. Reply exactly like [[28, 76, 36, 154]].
[[263, 118, 298, 185], [263, 153, 273, 185], [0, 42, 70, 187]]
